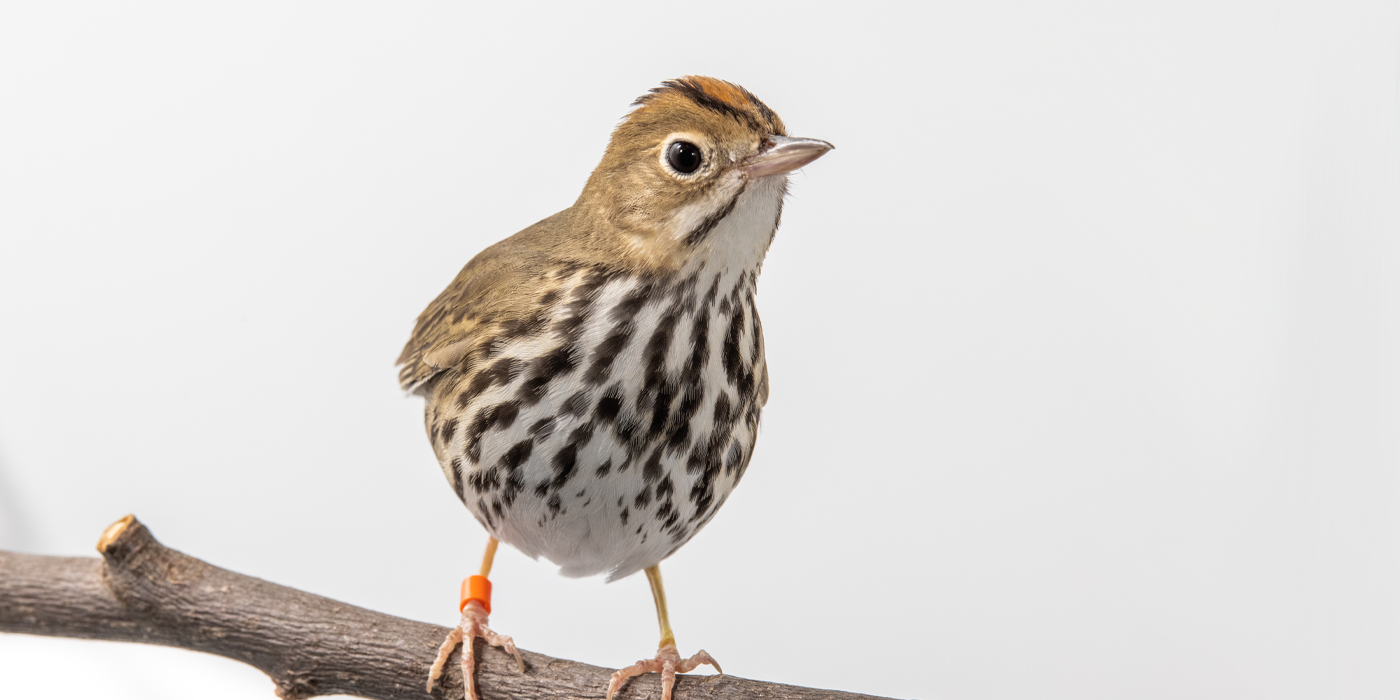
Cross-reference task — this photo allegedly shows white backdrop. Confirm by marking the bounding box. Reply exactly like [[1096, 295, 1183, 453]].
[[1, 2, 1396, 699]]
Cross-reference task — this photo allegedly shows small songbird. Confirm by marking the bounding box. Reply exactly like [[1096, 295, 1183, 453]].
[[398, 76, 831, 700]]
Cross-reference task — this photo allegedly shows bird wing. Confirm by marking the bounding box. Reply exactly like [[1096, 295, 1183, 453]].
[[753, 309, 770, 408], [396, 212, 567, 393]]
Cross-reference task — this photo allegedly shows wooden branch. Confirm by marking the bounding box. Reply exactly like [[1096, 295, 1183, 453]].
[[0, 516, 892, 700]]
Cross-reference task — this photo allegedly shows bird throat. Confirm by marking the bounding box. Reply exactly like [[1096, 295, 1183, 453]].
[[676, 175, 785, 279]]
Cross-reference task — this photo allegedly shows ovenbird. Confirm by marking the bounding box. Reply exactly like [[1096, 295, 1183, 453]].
[[398, 76, 832, 700]]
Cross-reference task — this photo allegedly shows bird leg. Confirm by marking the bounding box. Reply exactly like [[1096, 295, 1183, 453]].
[[606, 565, 721, 700], [427, 537, 524, 699]]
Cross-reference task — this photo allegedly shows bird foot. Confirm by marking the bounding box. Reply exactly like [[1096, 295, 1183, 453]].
[[427, 600, 524, 699], [606, 642, 721, 700]]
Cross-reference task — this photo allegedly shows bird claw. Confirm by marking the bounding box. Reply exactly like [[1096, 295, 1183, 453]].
[[427, 600, 524, 699], [606, 642, 720, 700]]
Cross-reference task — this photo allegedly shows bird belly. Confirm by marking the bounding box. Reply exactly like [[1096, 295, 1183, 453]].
[[428, 263, 766, 581]]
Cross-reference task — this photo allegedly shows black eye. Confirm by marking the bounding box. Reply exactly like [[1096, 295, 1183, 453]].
[[667, 141, 703, 174]]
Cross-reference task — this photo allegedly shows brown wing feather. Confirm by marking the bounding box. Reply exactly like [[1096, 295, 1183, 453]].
[[399, 140, 710, 393], [396, 211, 569, 392], [753, 308, 770, 408]]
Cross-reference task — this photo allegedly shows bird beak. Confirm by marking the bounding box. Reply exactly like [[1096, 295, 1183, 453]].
[[744, 135, 834, 178]]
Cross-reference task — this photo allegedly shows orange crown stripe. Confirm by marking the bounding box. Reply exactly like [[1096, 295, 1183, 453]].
[[684, 76, 750, 108]]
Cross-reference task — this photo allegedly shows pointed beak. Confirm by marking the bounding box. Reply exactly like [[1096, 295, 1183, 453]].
[[744, 135, 834, 178]]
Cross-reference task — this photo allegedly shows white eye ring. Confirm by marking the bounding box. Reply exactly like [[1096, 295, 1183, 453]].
[[660, 134, 708, 178]]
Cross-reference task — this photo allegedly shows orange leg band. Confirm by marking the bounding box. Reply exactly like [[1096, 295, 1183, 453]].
[[461, 575, 492, 613]]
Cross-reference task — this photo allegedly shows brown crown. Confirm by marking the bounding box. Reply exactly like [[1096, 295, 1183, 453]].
[[628, 76, 786, 137]]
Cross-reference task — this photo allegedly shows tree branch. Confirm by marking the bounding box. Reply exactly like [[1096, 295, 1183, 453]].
[[0, 515, 891, 700]]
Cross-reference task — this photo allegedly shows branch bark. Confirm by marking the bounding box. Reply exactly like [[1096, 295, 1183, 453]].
[[0, 515, 891, 700]]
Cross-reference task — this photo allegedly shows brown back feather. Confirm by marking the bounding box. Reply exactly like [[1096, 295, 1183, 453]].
[[397, 211, 569, 391]]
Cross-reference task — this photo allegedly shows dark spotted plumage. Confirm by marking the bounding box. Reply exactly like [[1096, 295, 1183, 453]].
[[399, 76, 827, 583], [411, 245, 771, 579]]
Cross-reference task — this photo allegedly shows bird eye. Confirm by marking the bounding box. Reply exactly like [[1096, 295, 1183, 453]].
[[666, 141, 703, 175]]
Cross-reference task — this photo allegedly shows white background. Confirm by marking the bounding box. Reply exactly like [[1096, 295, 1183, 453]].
[[1, 2, 1396, 699]]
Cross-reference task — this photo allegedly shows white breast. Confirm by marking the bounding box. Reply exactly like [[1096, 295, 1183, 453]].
[[439, 176, 787, 581]]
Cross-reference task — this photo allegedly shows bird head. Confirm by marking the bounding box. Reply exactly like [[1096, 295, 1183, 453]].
[[572, 76, 832, 271]]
